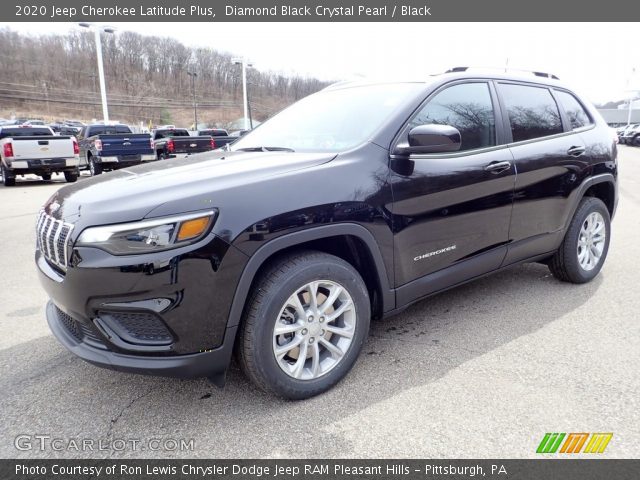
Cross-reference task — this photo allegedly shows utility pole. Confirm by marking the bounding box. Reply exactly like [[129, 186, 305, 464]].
[[42, 81, 50, 119], [246, 81, 253, 129]]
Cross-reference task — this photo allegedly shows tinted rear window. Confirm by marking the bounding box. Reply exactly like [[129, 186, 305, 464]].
[[499, 84, 563, 142], [155, 129, 190, 138], [555, 90, 592, 130], [88, 125, 133, 135], [170, 130, 190, 137], [199, 130, 228, 137], [0, 127, 53, 139]]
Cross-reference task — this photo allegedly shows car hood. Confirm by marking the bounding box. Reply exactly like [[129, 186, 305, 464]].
[[48, 150, 335, 225]]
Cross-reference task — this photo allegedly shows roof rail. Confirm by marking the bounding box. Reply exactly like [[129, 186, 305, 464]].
[[444, 66, 560, 80]]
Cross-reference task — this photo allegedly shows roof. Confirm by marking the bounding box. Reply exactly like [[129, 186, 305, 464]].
[[324, 68, 566, 92]]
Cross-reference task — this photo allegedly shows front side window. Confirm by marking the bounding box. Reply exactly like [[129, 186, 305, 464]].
[[499, 83, 563, 142], [555, 90, 592, 130], [408, 82, 496, 151]]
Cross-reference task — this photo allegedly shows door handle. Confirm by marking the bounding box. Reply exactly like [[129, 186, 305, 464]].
[[567, 145, 586, 157], [484, 161, 511, 173]]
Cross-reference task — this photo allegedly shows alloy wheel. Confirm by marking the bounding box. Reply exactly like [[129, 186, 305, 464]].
[[577, 211, 606, 271], [272, 280, 356, 380]]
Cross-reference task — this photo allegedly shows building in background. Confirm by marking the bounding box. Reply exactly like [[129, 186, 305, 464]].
[[597, 108, 640, 127]]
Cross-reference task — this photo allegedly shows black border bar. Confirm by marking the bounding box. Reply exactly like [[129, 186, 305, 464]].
[[7, 0, 640, 22], [3, 459, 640, 480]]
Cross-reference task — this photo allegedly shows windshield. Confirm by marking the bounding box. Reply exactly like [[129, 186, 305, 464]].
[[231, 83, 423, 153]]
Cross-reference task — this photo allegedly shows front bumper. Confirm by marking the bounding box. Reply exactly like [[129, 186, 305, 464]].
[[47, 301, 237, 380], [36, 231, 249, 379]]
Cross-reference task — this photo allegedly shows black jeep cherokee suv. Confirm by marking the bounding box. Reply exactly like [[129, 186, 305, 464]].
[[37, 70, 617, 399]]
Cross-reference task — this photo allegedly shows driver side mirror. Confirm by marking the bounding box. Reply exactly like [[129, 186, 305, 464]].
[[394, 124, 461, 155]]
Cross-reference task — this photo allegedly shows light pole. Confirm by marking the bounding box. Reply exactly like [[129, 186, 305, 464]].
[[232, 57, 253, 130], [187, 71, 198, 130], [627, 67, 636, 126], [79, 22, 115, 123]]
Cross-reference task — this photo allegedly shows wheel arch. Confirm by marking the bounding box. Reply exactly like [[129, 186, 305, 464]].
[[564, 173, 617, 231], [583, 178, 616, 218], [226, 224, 395, 329]]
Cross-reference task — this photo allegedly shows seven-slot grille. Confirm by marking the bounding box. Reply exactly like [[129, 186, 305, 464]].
[[36, 210, 74, 271]]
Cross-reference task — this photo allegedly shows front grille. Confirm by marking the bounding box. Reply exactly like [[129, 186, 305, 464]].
[[36, 210, 74, 271], [98, 311, 173, 346]]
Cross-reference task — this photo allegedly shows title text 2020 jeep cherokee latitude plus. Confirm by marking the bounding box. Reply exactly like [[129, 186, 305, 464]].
[[37, 70, 617, 399]]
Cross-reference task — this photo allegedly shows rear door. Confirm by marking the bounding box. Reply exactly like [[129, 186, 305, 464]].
[[391, 81, 516, 301], [496, 82, 593, 265]]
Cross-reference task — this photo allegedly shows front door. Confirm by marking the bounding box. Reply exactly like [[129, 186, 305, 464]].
[[390, 81, 515, 302]]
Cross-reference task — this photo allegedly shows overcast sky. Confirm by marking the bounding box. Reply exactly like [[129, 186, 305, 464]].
[[3, 22, 639, 104]]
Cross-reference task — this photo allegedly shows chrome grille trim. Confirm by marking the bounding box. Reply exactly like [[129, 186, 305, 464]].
[[36, 210, 74, 271], [52, 221, 63, 264]]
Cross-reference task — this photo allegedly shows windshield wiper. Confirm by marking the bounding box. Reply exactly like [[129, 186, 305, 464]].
[[235, 146, 295, 152]]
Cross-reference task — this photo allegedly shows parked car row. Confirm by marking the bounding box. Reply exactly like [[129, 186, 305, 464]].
[[616, 124, 640, 145], [0, 121, 251, 185]]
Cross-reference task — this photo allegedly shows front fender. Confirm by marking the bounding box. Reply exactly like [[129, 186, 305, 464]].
[[225, 223, 395, 329]]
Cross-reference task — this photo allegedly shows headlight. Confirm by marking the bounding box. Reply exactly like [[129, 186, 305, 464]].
[[76, 210, 216, 255]]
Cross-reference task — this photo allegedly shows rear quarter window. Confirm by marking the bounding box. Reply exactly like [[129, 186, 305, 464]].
[[555, 90, 592, 130]]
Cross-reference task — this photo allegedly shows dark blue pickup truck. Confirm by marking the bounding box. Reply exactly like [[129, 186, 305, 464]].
[[77, 124, 155, 175]]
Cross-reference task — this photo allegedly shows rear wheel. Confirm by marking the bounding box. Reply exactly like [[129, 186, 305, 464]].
[[237, 251, 370, 399], [549, 197, 610, 283], [64, 170, 78, 183], [41, 173, 52, 181], [1, 164, 15, 186], [89, 157, 102, 176]]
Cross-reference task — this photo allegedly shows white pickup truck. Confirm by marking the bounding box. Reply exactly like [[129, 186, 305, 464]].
[[0, 126, 80, 186]]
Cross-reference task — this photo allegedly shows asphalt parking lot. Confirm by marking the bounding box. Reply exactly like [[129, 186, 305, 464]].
[[1, 147, 639, 459]]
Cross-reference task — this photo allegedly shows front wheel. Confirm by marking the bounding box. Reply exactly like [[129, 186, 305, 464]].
[[237, 251, 370, 399], [548, 197, 610, 283]]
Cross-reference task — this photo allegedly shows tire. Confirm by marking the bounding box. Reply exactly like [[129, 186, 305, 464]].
[[41, 173, 52, 181], [64, 170, 78, 183], [548, 197, 610, 284], [1, 164, 15, 186], [89, 156, 102, 176], [237, 251, 370, 399], [633, 136, 640, 147]]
